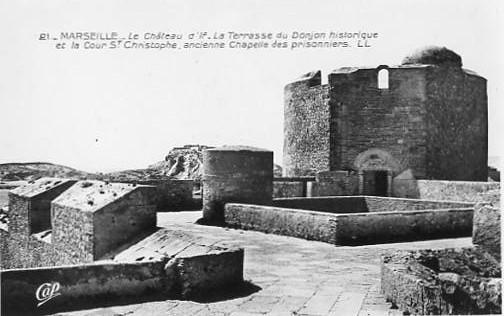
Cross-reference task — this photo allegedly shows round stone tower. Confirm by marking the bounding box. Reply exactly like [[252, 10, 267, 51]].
[[202, 145, 273, 224]]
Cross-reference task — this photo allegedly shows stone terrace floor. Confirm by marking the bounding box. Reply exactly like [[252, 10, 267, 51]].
[[57, 211, 472, 316]]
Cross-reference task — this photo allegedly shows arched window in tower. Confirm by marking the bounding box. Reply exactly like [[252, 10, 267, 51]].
[[378, 69, 389, 89]]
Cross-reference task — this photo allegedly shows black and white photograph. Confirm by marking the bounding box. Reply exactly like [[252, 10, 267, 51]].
[[0, 0, 502, 315]]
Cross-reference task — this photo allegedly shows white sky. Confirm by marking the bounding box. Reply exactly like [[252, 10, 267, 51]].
[[0, 0, 502, 172]]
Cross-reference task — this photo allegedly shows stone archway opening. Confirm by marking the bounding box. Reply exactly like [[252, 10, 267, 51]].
[[354, 149, 401, 197], [362, 169, 390, 196]]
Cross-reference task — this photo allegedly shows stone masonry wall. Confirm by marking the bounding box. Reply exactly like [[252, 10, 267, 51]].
[[334, 208, 473, 245], [1, 260, 167, 315], [273, 181, 304, 198], [313, 170, 359, 196], [424, 67, 487, 180], [283, 71, 331, 176], [329, 67, 428, 178], [0, 228, 8, 268], [363, 196, 472, 213], [393, 179, 499, 202], [93, 189, 157, 259], [123, 179, 194, 211], [52, 205, 95, 264], [272, 196, 471, 214]]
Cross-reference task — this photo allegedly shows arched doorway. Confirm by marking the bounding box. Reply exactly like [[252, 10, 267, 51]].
[[354, 149, 401, 196]]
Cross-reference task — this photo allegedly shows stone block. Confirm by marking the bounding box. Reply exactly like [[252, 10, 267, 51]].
[[473, 204, 501, 260], [52, 180, 157, 261], [273, 182, 304, 198], [381, 248, 501, 315], [123, 179, 195, 211], [166, 247, 244, 298]]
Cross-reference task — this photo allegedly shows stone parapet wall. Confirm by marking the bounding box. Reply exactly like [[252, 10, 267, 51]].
[[1, 260, 167, 315], [273, 182, 304, 198], [272, 196, 472, 214], [312, 171, 359, 196], [2, 238, 244, 315], [334, 208, 473, 245], [225, 203, 473, 245], [225, 204, 338, 244], [393, 179, 499, 202], [364, 196, 473, 213], [122, 179, 195, 211]]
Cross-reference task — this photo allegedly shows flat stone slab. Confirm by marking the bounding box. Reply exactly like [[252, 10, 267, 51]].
[[381, 247, 501, 315]]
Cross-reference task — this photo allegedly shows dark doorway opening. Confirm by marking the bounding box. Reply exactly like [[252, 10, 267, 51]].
[[374, 170, 388, 196], [362, 170, 388, 196]]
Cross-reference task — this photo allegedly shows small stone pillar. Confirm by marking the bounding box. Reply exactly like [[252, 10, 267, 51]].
[[358, 170, 364, 194], [387, 172, 393, 197], [202, 146, 273, 223]]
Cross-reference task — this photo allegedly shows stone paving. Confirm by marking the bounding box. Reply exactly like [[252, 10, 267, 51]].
[[56, 211, 472, 316]]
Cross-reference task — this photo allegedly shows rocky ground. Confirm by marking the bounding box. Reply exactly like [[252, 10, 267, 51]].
[[0, 163, 92, 182]]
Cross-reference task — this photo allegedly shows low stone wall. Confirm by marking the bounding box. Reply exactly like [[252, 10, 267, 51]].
[[1, 247, 244, 315], [0, 228, 9, 268], [272, 196, 367, 213], [123, 179, 195, 211], [273, 182, 304, 198], [166, 247, 244, 298], [272, 196, 472, 214], [313, 171, 359, 196], [225, 204, 339, 243], [334, 208, 473, 245], [473, 204, 501, 261], [224, 203, 474, 245], [1, 260, 167, 315], [393, 179, 499, 202], [381, 248, 501, 315], [364, 196, 472, 213]]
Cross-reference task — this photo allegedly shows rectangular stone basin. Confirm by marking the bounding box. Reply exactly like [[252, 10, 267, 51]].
[[224, 196, 474, 245]]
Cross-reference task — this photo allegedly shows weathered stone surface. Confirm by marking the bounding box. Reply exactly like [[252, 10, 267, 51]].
[[1, 260, 167, 315], [393, 179, 499, 201], [381, 248, 501, 315], [473, 204, 501, 260], [121, 179, 195, 211], [53, 180, 158, 261], [1, 226, 245, 315], [168, 248, 244, 298], [3, 179, 158, 268], [272, 196, 471, 214], [283, 71, 330, 177], [313, 170, 359, 196], [284, 49, 487, 182], [225, 197, 474, 245], [273, 181, 304, 198], [202, 146, 273, 223], [3, 178, 77, 269]]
